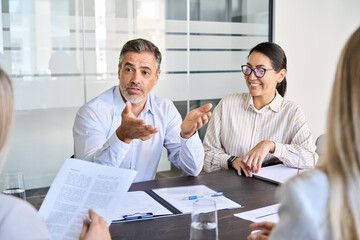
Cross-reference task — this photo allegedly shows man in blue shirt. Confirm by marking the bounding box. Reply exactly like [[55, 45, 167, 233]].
[[73, 38, 212, 182]]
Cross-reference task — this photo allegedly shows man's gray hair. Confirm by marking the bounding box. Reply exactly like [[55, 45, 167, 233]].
[[118, 38, 162, 72]]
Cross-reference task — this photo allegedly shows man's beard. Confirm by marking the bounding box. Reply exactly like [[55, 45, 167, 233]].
[[120, 83, 146, 104]]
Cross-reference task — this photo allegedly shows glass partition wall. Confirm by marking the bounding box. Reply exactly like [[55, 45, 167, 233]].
[[1, 0, 271, 189]]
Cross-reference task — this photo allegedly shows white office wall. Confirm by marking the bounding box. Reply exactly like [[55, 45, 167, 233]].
[[274, 0, 360, 141]]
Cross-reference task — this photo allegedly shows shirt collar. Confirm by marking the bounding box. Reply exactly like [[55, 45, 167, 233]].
[[245, 90, 283, 113], [268, 90, 283, 112], [142, 94, 153, 115], [245, 93, 254, 111], [114, 86, 153, 116], [114, 86, 125, 116]]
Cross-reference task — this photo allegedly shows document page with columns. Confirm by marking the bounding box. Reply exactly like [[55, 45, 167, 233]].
[[39, 158, 137, 240]]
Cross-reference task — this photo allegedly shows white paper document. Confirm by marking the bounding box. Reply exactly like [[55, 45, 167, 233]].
[[38, 158, 137, 240], [253, 164, 299, 184], [153, 185, 242, 214], [112, 191, 172, 221], [234, 204, 280, 223]]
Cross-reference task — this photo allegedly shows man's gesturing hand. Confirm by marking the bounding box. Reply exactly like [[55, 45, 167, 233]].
[[181, 103, 212, 139], [116, 102, 159, 144]]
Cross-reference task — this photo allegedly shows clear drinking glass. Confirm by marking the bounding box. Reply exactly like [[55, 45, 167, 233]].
[[190, 199, 218, 240], [2, 172, 26, 200]]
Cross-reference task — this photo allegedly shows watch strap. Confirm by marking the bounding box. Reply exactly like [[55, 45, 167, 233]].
[[227, 156, 237, 170]]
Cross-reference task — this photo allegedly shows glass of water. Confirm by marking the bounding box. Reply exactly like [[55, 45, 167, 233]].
[[2, 172, 26, 200], [190, 199, 218, 240]]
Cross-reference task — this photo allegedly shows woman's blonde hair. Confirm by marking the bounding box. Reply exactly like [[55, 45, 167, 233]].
[[318, 26, 360, 239], [0, 68, 14, 164]]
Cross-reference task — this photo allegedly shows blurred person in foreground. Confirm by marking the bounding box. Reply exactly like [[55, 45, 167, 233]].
[[0, 68, 110, 239], [248, 26, 360, 240]]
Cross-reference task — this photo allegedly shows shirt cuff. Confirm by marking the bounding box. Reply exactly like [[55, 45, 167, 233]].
[[221, 155, 231, 169], [181, 131, 201, 151], [108, 132, 129, 148], [106, 132, 131, 164], [273, 141, 287, 158]]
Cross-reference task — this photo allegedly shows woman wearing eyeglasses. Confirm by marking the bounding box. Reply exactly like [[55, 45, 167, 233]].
[[203, 42, 318, 176]]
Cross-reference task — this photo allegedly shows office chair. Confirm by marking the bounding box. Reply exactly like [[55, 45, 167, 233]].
[[315, 134, 326, 156]]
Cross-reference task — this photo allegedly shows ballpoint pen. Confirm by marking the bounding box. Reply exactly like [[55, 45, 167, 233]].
[[184, 192, 223, 200], [123, 212, 154, 220], [255, 212, 277, 219], [87, 217, 92, 225], [82, 214, 92, 225]]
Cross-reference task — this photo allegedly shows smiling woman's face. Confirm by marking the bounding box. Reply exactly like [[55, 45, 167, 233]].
[[245, 51, 284, 104]]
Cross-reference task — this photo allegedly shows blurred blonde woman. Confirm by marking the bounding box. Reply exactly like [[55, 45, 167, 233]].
[[248, 26, 360, 240], [0, 69, 111, 239]]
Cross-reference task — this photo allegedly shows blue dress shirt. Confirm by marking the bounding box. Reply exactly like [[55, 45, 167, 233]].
[[73, 86, 204, 182]]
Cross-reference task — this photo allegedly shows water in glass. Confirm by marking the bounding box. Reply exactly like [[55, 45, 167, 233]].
[[190, 221, 217, 240], [3, 187, 26, 199]]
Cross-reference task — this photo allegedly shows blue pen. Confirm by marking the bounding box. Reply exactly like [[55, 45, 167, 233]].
[[123, 212, 153, 220], [185, 192, 223, 200]]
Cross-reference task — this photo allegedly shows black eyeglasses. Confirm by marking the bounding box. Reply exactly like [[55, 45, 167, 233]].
[[241, 65, 274, 78]]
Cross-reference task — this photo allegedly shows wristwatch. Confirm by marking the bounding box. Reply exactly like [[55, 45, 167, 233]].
[[227, 156, 237, 170]]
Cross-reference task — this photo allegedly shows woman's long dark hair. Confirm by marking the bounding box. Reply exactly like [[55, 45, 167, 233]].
[[249, 42, 287, 97]]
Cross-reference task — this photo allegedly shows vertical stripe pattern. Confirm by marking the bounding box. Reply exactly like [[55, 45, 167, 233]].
[[203, 92, 318, 172]]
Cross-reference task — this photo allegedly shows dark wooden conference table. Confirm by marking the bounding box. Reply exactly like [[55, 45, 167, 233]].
[[110, 170, 280, 240]]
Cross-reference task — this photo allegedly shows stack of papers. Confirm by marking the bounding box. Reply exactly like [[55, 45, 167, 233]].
[[153, 185, 242, 214], [113, 191, 172, 221], [253, 164, 299, 184], [234, 204, 280, 223], [112, 185, 243, 222]]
